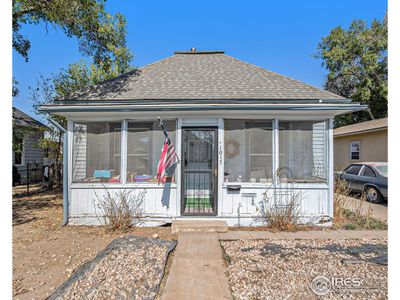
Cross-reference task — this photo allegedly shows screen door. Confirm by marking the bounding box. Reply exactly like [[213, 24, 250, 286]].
[[181, 128, 218, 215]]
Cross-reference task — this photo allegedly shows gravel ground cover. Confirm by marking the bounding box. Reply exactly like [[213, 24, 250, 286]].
[[13, 189, 177, 299], [48, 235, 176, 300], [221, 239, 387, 299]]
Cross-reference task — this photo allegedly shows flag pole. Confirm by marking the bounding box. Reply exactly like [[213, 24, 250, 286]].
[[158, 117, 170, 144]]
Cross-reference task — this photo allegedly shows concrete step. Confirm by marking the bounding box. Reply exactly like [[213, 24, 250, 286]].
[[171, 220, 228, 233]]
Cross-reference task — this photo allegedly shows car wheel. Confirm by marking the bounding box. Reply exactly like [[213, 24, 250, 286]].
[[365, 186, 383, 203]]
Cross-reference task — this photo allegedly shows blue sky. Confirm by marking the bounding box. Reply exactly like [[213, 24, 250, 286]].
[[12, 0, 387, 120]]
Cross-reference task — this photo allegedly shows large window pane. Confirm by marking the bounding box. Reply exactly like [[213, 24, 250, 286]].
[[279, 121, 327, 182], [127, 120, 176, 183], [224, 120, 273, 183], [73, 122, 121, 183]]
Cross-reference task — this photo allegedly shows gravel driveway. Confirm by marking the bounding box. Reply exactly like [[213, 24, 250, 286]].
[[48, 235, 176, 300], [221, 239, 387, 299]]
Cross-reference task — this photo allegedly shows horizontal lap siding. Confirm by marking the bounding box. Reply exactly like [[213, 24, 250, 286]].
[[220, 186, 329, 218], [15, 133, 44, 183], [72, 124, 87, 180], [312, 122, 327, 178], [69, 187, 178, 222], [24, 134, 44, 163]]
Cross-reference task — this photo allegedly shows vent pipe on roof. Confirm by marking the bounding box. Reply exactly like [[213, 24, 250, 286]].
[[190, 47, 196, 52]]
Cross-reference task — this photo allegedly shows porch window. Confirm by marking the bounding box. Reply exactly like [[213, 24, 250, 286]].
[[72, 122, 122, 183], [279, 120, 328, 182], [224, 119, 273, 183], [126, 120, 176, 183]]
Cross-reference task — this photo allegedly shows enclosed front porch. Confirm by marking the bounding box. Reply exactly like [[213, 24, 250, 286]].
[[66, 114, 334, 226]]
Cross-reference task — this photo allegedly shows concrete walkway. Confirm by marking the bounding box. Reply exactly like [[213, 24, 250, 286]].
[[162, 232, 232, 300], [161, 229, 386, 299], [219, 230, 387, 240], [342, 195, 387, 221]]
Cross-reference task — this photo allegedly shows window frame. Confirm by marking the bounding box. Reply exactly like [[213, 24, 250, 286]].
[[246, 120, 274, 183], [126, 123, 152, 182], [71, 120, 123, 184], [125, 119, 177, 185], [344, 164, 363, 176], [224, 119, 274, 184], [13, 137, 25, 166], [278, 120, 328, 183], [71, 119, 178, 187], [360, 165, 377, 177], [349, 140, 361, 161]]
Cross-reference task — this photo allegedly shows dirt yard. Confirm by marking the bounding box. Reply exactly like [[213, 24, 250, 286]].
[[12, 187, 177, 300]]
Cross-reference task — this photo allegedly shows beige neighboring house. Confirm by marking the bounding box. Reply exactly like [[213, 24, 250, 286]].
[[334, 118, 388, 171]]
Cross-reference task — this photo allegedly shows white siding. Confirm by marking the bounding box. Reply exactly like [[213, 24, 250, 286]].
[[14, 132, 44, 183], [72, 124, 87, 180], [312, 121, 327, 178], [69, 185, 178, 225]]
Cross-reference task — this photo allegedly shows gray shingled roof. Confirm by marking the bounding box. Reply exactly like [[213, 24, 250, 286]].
[[65, 51, 346, 101], [13, 107, 46, 128], [334, 118, 388, 137]]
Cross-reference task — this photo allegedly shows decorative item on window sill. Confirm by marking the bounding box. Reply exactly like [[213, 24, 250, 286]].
[[225, 138, 240, 159]]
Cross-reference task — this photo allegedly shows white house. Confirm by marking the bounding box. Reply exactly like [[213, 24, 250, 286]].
[[12, 107, 46, 185], [40, 49, 366, 226]]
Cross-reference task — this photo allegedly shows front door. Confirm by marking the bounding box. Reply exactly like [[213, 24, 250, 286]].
[[182, 128, 218, 215]]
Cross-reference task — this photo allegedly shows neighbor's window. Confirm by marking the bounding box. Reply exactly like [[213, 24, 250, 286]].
[[72, 122, 121, 183], [279, 121, 328, 182], [126, 120, 176, 183], [14, 136, 24, 165], [350, 141, 360, 160], [224, 120, 273, 183]]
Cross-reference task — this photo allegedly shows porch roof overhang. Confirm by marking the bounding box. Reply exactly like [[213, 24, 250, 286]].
[[38, 99, 368, 118]]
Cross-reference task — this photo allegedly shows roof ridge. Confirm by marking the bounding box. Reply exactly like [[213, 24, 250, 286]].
[[221, 53, 345, 100]]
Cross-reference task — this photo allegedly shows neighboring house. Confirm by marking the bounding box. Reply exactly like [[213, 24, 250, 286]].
[[12, 107, 46, 185], [39, 49, 366, 226], [334, 118, 388, 171]]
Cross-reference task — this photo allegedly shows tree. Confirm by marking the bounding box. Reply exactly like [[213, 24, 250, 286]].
[[13, 0, 130, 64], [316, 18, 387, 127], [27, 3, 134, 187], [13, 0, 134, 97]]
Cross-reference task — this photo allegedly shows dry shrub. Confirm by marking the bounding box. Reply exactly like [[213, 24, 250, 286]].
[[334, 177, 386, 229], [260, 173, 302, 231], [94, 188, 146, 231], [333, 177, 351, 223]]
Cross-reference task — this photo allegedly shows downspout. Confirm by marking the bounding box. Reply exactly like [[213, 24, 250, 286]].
[[46, 117, 69, 226]]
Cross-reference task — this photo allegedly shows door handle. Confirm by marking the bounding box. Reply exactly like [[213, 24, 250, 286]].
[[213, 168, 218, 177]]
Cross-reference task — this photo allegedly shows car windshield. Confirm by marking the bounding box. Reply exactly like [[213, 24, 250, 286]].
[[374, 165, 388, 177]]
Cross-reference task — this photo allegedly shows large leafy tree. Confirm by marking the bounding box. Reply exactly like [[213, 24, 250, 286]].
[[13, 0, 130, 64], [316, 18, 387, 127], [21, 1, 135, 187], [13, 0, 133, 96]]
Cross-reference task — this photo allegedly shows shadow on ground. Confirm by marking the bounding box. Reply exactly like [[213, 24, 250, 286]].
[[12, 189, 62, 226]]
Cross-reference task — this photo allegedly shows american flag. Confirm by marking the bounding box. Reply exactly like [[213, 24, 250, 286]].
[[156, 138, 178, 183]]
